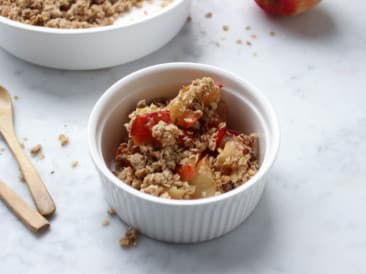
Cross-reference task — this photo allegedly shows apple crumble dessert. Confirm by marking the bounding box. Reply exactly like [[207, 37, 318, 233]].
[[0, 0, 146, 29], [113, 77, 259, 200]]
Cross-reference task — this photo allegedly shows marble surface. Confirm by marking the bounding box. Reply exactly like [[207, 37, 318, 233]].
[[1, 0, 366, 273]]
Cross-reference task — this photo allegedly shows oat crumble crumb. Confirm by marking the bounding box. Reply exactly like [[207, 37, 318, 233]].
[[246, 41, 252, 46], [186, 15, 192, 23], [245, 25, 251, 31], [30, 144, 42, 155], [222, 25, 229, 31], [58, 134, 69, 146], [102, 219, 110, 226], [270, 31, 276, 37], [14, 95, 19, 100], [236, 39, 242, 45], [38, 153, 45, 160], [107, 208, 116, 216], [119, 227, 138, 248], [160, 0, 173, 8], [205, 12, 212, 18], [251, 34, 257, 39], [71, 160, 79, 168]]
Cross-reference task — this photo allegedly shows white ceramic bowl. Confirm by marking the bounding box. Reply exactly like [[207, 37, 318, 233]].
[[0, 0, 190, 70], [88, 63, 280, 243]]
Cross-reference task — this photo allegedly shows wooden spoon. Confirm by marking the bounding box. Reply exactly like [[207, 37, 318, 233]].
[[0, 86, 56, 217], [0, 180, 49, 233]]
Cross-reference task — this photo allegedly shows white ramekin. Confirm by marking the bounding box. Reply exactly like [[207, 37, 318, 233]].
[[0, 0, 190, 70], [88, 63, 280, 243]]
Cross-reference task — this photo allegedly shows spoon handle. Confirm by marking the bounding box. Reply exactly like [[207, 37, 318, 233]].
[[0, 180, 50, 233], [0, 122, 56, 217]]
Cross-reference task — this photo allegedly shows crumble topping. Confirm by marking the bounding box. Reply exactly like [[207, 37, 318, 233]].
[[113, 77, 259, 200]]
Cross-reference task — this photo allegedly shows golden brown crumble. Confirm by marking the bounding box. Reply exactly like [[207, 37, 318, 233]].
[[222, 25, 229, 31], [38, 152, 45, 160], [160, 0, 173, 8], [236, 39, 242, 45], [107, 208, 116, 216], [30, 144, 42, 155], [71, 160, 79, 168], [0, 0, 147, 29], [58, 134, 69, 146], [246, 41, 252, 46], [113, 77, 259, 200], [119, 227, 138, 248], [205, 12, 212, 18], [270, 31, 276, 37], [102, 219, 110, 226]]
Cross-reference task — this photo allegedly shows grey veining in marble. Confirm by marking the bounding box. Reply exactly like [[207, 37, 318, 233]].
[[0, 0, 365, 273]]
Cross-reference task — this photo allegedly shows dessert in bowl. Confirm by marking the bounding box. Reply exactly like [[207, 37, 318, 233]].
[[88, 63, 280, 243]]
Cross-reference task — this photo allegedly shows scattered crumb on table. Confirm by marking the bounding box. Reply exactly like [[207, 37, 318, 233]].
[[250, 34, 257, 39], [119, 228, 139, 248], [20, 143, 25, 149], [186, 16, 192, 23], [14, 95, 19, 101], [222, 25, 229, 31], [245, 25, 251, 31], [30, 144, 42, 155], [71, 160, 79, 168], [50, 170, 55, 175], [143, 10, 148, 16], [246, 41, 252, 46], [102, 219, 110, 226], [38, 153, 45, 160], [270, 31, 276, 37], [107, 208, 116, 216], [0, 148, 4, 155], [58, 134, 69, 146], [236, 39, 242, 45], [205, 12, 212, 18], [23, 137, 28, 142]]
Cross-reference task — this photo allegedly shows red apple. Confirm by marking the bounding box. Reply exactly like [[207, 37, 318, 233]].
[[255, 0, 321, 16]]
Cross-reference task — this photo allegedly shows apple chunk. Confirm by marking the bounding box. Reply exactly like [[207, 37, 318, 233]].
[[190, 156, 216, 199]]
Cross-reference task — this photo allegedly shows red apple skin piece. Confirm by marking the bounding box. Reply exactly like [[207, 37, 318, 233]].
[[130, 110, 171, 145], [178, 164, 196, 181], [255, 0, 321, 16]]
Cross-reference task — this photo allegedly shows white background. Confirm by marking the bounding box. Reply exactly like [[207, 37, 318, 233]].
[[0, 0, 365, 273]]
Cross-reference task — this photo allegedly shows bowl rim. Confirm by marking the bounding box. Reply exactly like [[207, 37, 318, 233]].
[[88, 62, 280, 206], [0, 0, 184, 34]]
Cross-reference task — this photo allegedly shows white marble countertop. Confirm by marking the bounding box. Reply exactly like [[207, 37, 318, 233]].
[[1, 0, 365, 273]]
